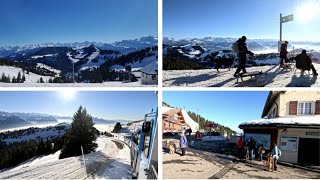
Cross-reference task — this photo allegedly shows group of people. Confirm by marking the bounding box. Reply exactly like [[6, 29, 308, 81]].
[[280, 41, 318, 75], [232, 36, 318, 77], [237, 137, 282, 171]]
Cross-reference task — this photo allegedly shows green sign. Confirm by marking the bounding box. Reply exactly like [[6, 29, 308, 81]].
[[306, 132, 320, 136], [282, 14, 294, 23]]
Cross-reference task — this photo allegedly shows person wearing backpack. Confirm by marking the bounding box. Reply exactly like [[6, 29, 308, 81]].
[[233, 36, 254, 77], [271, 143, 282, 171]]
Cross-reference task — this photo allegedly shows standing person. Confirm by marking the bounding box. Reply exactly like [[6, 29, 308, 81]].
[[280, 41, 289, 66], [248, 138, 256, 160], [272, 143, 282, 171], [295, 50, 318, 76], [233, 36, 254, 77], [258, 144, 265, 161], [179, 132, 188, 156], [237, 137, 244, 159]]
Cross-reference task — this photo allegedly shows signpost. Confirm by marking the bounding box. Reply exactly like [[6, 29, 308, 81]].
[[279, 13, 294, 52]]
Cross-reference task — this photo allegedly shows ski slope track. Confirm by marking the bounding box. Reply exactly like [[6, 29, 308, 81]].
[[0, 137, 131, 179]]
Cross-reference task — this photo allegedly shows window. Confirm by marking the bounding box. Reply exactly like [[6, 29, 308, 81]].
[[152, 74, 157, 80], [143, 120, 153, 157], [173, 114, 178, 121], [298, 102, 312, 115]]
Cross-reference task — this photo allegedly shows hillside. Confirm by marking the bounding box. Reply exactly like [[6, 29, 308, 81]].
[[0, 37, 158, 85]]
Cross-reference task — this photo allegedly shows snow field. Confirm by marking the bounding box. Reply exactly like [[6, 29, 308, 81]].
[[0, 66, 54, 83], [163, 64, 320, 87]]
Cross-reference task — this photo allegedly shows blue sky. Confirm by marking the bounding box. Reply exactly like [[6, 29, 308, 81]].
[[163, 91, 269, 133], [0, 91, 158, 121], [0, 0, 157, 46], [164, 0, 320, 41]]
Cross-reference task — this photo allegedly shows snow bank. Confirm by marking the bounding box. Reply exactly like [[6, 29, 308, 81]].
[[240, 116, 320, 126]]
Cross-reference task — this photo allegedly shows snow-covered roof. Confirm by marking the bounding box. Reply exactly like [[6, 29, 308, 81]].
[[240, 116, 320, 127], [140, 61, 158, 75], [162, 106, 199, 132]]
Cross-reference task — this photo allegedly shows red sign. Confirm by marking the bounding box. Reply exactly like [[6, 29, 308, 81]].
[[206, 123, 215, 128]]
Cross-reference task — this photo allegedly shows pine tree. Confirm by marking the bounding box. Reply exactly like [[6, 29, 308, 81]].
[[39, 77, 44, 83], [12, 76, 16, 83], [59, 106, 98, 159], [17, 72, 21, 83], [22, 73, 26, 83], [112, 122, 122, 133], [1, 73, 5, 82]]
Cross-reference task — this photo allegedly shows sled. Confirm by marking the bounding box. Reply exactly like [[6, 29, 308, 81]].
[[235, 71, 268, 87]]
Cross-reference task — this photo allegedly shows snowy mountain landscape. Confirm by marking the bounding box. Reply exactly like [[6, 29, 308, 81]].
[[0, 36, 158, 86], [163, 37, 320, 87]]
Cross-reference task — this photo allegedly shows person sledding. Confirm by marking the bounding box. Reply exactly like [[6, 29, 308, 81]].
[[232, 36, 255, 77], [295, 50, 318, 76]]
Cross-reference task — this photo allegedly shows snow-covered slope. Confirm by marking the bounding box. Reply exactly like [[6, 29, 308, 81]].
[[2, 124, 69, 145], [0, 66, 54, 83], [163, 64, 320, 87], [181, 110, 199, 132], [0, 137, 129, 179]]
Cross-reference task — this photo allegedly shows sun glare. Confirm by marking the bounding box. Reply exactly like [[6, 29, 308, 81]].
[[296, 1, 320, 23], [57, 89, 77, 102]]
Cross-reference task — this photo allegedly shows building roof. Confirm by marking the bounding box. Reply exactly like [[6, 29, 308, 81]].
[[140, 61, 158, 75], [261, 91, 285, 118], [162, 106, 199, 132], [239, 116, 320, 129]]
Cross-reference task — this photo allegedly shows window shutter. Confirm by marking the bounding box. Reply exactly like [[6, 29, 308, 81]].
[[289, 101, 298, 115], [316, 100, 320, 114]]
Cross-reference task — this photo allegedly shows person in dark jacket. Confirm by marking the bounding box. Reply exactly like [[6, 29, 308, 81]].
[[234, 36, 254, 77], [295, 50, 318, 75], [280, 41, 289, 65], [248, 138, 256, 160]]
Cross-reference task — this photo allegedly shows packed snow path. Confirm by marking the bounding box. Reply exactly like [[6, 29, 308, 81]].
[[0, 137, 131, 179], [163, 64, 320, 87]]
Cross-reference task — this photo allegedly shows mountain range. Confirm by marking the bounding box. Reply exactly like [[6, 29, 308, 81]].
[[0, 36, 158, 82], [0, 111, 129, 130]]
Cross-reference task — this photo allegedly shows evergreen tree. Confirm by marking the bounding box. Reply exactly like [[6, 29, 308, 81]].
[[17, 72, 21, 83], [112, 122, 122, 133], [12, 76, 16, 83], [39, 77, 44, 83], [1, 73, 5, 82], [59, 106, 98, 159], [22, 73, 26, 82]]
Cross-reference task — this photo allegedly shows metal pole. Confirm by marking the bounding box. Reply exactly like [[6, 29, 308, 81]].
[[197, 107, 199, 131], [280, 13, 282, 42], [81, 146, 86, 172], [73, 62, 75, 83]]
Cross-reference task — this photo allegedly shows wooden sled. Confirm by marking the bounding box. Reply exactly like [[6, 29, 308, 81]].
[[235, 71, 268, 87]]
